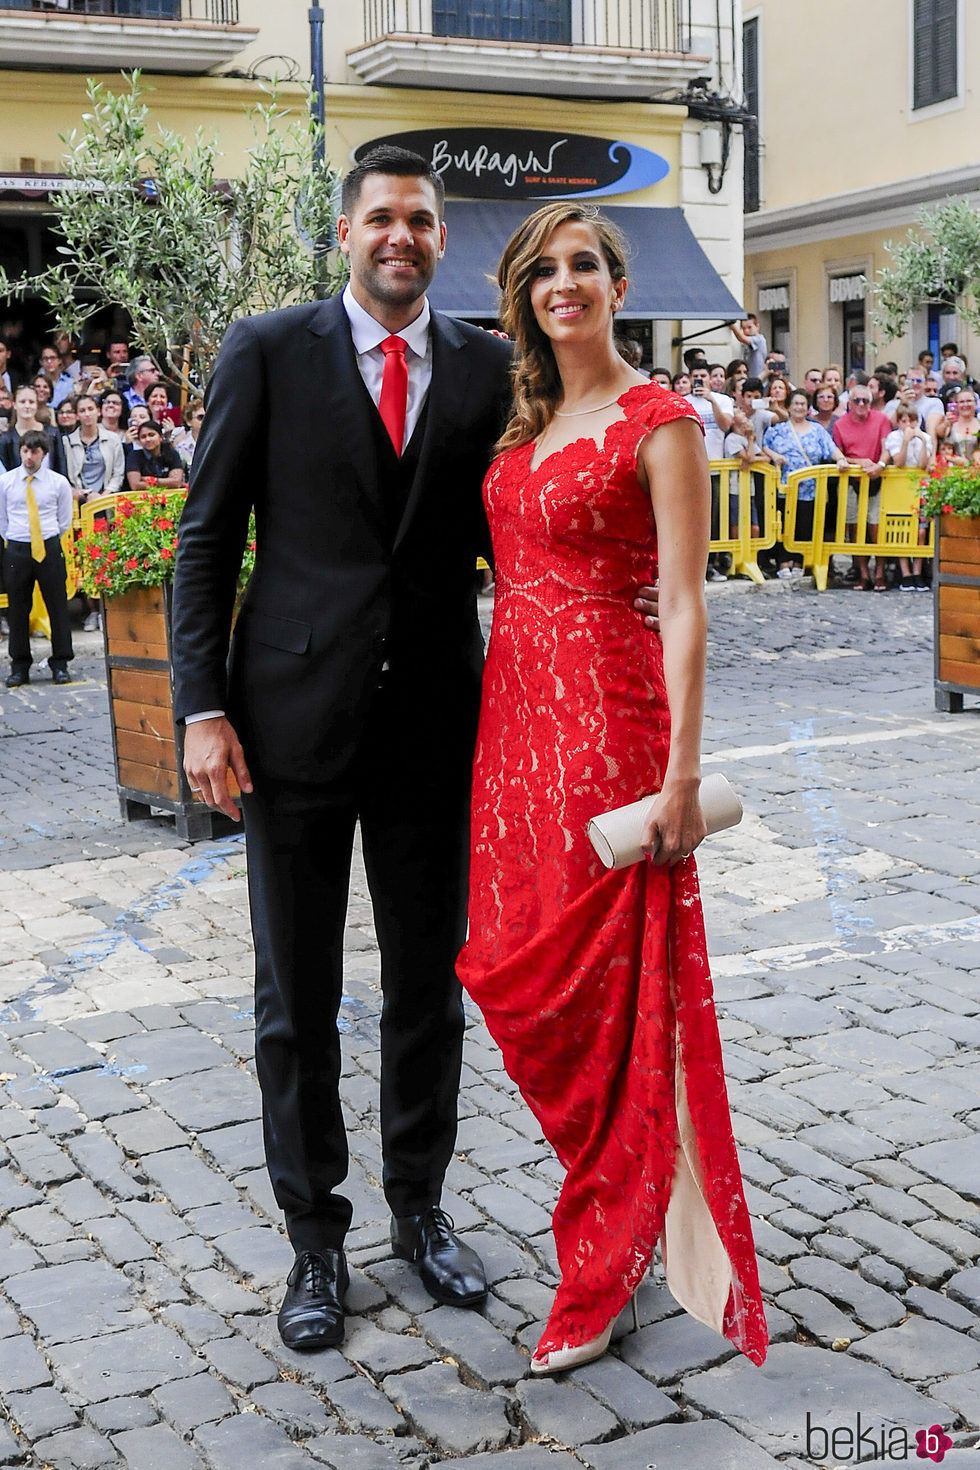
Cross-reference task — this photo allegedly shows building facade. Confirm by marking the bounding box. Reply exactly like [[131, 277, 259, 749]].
[[0, 0, 749, 369], [743, 0, 975, 379]]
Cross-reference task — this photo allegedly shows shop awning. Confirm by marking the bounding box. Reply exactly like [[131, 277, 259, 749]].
[[432, 202, 744, 321]]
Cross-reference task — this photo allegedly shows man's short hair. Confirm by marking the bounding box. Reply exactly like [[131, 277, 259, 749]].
[[850, 370, 870, 386], [742, 376, 764, 394], [127, 356, 156, 386], [941, 341, 959, 355], [20, 428, 49, 453], [683, 347, 708, 370], [341, 146, 445, 218]]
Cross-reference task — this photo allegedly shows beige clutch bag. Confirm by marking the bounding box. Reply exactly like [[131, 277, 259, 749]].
[[586, 772, 743, 870]]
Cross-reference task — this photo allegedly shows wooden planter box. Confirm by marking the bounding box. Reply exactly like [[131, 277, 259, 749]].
[[102, 583, 239, 841], [935, 514, 980, 712]]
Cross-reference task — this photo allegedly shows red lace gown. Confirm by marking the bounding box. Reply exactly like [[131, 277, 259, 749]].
[[456, 383, 768, 1366]]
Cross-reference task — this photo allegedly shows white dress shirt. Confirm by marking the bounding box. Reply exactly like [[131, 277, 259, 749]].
[[186, 290, 435, 726], [342, 283, 432, 453], [0, 463, 73, 544]]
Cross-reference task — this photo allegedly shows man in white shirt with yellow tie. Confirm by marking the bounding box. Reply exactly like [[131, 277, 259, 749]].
[[0, 429, 74, 687]]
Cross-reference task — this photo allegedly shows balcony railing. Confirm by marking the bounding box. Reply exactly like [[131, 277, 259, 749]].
[[363, 0, 693, 53], [350, 0, 705, 98], [0, 0, 254, 73], [0, 1, 238, 20]]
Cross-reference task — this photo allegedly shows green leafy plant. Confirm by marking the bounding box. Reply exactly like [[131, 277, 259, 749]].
[[77, 490, 256, 596], [874, 198, 980, 342], [0, 71, 345, 393], [919, 463, 980, 520]]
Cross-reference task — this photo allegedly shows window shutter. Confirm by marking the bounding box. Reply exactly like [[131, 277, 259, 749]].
[[913, 0, 958, 109], [742, 17, 761, 214]]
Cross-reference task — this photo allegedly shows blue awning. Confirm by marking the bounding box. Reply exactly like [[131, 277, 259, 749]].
[[431, 201, 744, 322]]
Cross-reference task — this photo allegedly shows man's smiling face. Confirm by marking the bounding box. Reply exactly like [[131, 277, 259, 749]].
[[338, 173, 446, 326]]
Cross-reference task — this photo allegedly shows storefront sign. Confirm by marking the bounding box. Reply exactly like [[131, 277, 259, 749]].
[[354, 129, 669, 200], [0, 174, 101, 197], [758, 285, 790, 312], [829, 274, 866, 303]]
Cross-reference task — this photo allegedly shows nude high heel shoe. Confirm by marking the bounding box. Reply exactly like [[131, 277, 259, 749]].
[[529, 1296, 640, 1375]]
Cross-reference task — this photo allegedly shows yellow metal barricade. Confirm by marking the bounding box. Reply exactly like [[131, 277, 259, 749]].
[[79, 491, 124, 538], [783, 465, 934, 590], [707, 459, 781, 583]]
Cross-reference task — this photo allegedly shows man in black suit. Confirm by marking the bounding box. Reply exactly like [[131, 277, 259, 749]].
[[171, 147, 512, 1350]]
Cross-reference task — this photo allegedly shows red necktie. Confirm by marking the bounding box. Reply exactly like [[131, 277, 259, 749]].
[[378, 335, 408, 455]]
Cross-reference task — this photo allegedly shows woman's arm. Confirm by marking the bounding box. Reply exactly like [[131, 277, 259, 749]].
[[636, 416, 710, 865]]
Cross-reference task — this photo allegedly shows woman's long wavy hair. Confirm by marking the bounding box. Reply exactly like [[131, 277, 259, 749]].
[[495, 203, 629, 454]]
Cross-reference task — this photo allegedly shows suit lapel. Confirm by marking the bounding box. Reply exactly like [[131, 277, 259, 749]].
[[394, 310, 471, 551], [306, 297, 386, 520]]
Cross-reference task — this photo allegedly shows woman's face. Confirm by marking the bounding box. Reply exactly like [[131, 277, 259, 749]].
[[101, 393, 122, 422], [815, 388, 836, 413], [673, 373, 691, 395], [56, 403, 77, 429], [189, 406, 205, 437], [823, 369, 842, 391], [769, 377, 788, 404], [528, 220, 625, 346], [77, 398, 100, 431], [146, 385, 168, 413], [129, 405, 151, 434], [956, 389, 976, 418], [788, 393, 809, 422], [33, 375, 52, 403], [14, 388, 37, 420]]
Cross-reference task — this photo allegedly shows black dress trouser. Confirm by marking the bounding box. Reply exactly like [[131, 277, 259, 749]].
[[242, 676, 472, 1254], [3, 537, 74, 672]]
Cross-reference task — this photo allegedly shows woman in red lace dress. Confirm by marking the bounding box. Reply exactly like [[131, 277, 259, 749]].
[[456, 204, 767, 1375]]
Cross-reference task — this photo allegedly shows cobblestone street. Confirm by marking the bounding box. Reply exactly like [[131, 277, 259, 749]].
[[0, 581, 978, 1469]]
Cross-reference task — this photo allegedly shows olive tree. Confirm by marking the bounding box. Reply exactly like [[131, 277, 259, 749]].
[[0, 71, 344, 391], [873, 197, 980, 342]]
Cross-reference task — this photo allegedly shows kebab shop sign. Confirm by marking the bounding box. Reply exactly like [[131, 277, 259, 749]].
[[354, 128, 669, 200]]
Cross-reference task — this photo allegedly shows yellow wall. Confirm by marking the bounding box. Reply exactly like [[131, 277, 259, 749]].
[[0, 69, 684, 213], [749, 0, 977, 210], [747, 227, 980, 378], [0, 72, 310, 179], [748, 231, 900, 373]]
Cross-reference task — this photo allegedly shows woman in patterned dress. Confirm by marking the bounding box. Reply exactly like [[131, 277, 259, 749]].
[[456, 204, 767, 1375]]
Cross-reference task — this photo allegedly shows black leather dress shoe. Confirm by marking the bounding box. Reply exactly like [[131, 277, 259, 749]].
[[51, 669, 71, 685], [391, 1206, 487, 1308], [277, 1249, 348, 1351], [5, 671, 28, 688]]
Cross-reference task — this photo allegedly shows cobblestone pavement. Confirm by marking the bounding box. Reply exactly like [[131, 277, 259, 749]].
[[0, 583, 978, 1469]]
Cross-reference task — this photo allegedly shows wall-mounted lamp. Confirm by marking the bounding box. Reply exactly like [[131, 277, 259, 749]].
[[699, 125, 724, 192]]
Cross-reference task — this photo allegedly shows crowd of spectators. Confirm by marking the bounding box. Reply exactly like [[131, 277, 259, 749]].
[[0, 331, 202, 630], [642, 318, 975, 591]]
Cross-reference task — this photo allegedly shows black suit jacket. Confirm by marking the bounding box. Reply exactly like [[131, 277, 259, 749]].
[[171, 296, 512, 785]]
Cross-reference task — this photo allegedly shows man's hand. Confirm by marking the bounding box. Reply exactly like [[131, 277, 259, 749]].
[[634, 582, 660, 632], [183, 716, 253, 821]]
